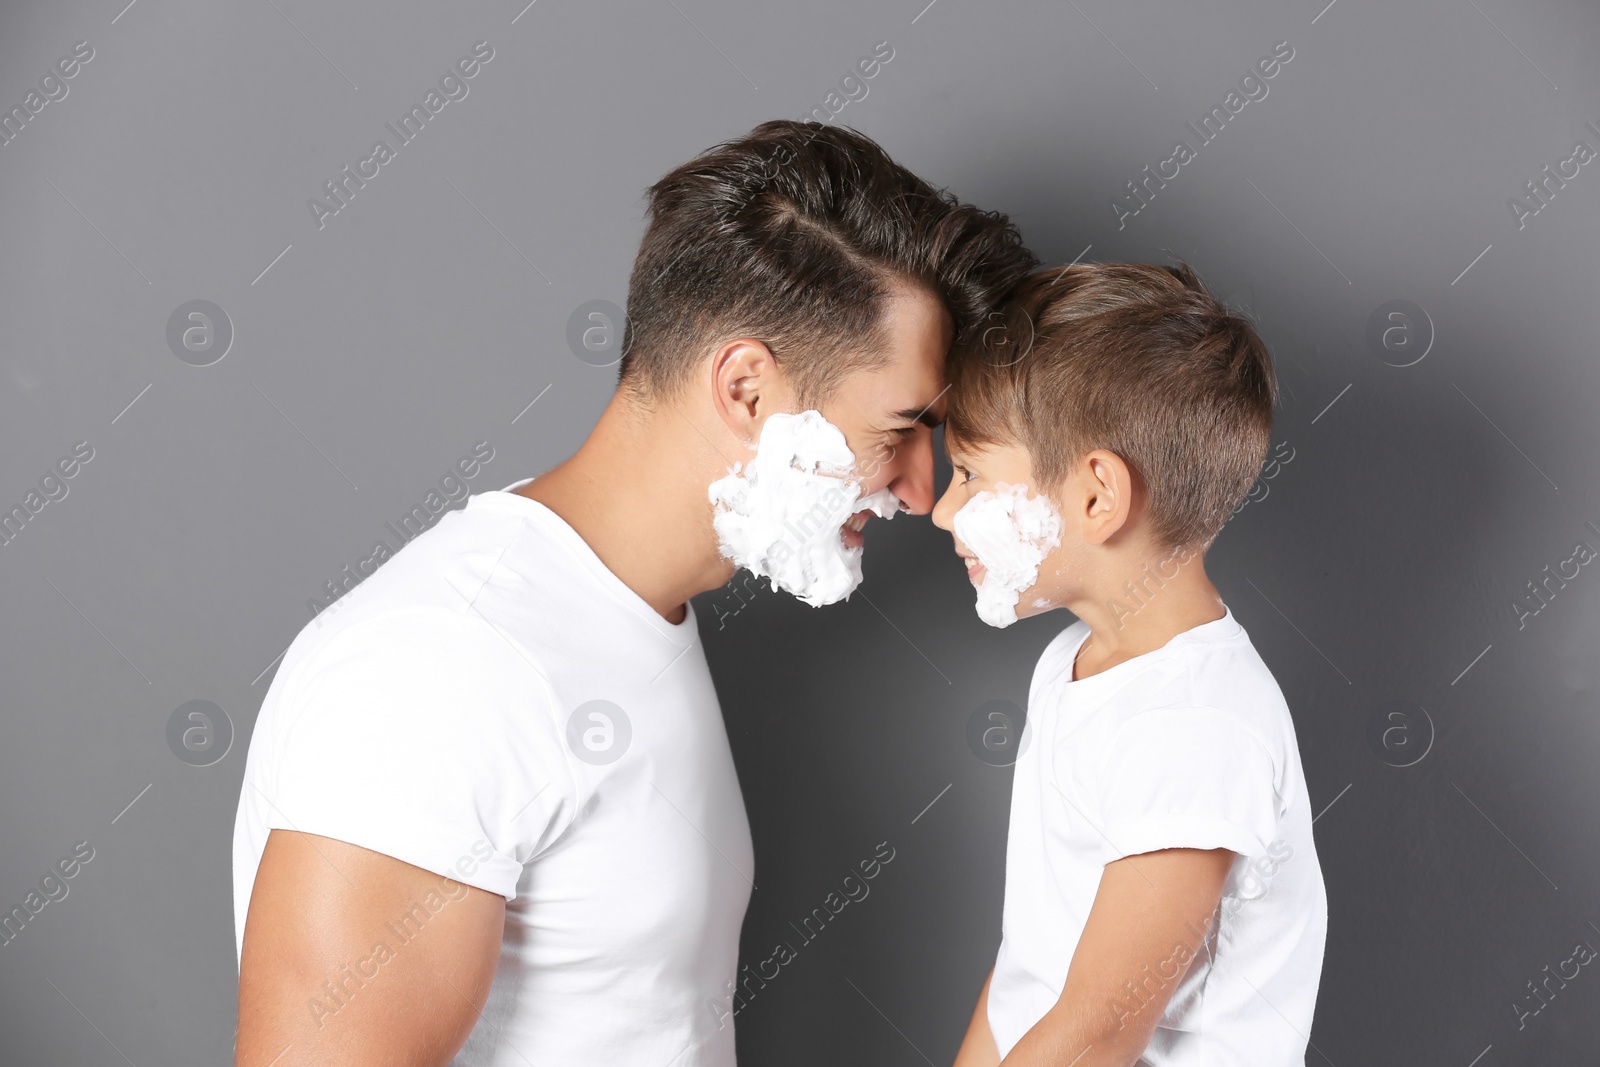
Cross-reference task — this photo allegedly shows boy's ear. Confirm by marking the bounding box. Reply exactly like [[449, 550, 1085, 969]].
[[710, 337, 790, 447], [1077, 449, 1135, 546]]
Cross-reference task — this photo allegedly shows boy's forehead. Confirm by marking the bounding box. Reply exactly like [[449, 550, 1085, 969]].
[[942, 433, 981, 462], [946, 434, 1026, 464]]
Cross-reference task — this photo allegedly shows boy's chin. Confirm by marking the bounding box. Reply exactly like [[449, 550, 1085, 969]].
[[971, 586, 1056, 629], [1013, 594, 1056, 620]]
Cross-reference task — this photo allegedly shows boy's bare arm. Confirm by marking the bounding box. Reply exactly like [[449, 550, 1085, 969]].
[[236, 829, 507, 1067], [998, 848, 1234, 1067], [952, 967, 999, 1067]]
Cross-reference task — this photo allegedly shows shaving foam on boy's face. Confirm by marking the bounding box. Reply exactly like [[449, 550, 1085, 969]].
[[707, 409, 903, 607], [952, 482, 1063, 628]]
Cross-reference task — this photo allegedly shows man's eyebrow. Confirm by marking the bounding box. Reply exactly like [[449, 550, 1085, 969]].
[[897, 383, 953, 427], [892, 406, 945, 428]]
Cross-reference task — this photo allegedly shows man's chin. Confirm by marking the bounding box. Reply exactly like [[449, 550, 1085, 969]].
[[779, 541, 867, 608]]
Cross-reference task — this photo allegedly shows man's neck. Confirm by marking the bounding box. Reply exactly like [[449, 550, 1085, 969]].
[[513, 393, 735, 624]]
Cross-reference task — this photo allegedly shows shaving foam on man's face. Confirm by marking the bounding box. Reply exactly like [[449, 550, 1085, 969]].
[[707, 410, 903, 607], [952, 482, 1064, 628]]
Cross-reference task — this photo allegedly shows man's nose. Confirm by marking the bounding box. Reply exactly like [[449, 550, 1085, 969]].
[[888, 429, 936, 516]]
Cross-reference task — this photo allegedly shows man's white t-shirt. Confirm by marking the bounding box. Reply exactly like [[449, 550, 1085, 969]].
[[232, 478, 754, 1066], [988, 605, 1327, 1065]]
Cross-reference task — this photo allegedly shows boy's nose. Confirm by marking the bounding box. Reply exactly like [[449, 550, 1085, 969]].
[[930, 476, 961, 532]]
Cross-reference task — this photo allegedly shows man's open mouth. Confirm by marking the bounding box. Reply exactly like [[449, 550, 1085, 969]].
[[840, 509, 873, 548]]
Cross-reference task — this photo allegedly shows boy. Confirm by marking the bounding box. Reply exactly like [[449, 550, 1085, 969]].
[[935, 262, 1327, 1065]]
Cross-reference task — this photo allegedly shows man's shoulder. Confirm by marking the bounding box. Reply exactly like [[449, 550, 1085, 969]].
[[282, 499, 555, 683], [251, 599, 572, 823], [301, 600, 503, 658], [262, 600, 557, 754]]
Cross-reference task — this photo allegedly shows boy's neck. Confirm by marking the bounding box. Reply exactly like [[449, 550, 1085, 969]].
[[1065, 562, 1227, 682]]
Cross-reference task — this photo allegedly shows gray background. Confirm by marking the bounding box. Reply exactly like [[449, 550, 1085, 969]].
[[2, 0, 1597, 1063]]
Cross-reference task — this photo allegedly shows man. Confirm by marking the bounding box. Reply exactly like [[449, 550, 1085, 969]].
[[232, 119, 1036, 1066]]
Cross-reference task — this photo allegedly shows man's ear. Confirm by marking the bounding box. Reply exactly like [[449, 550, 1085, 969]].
[[1078, 449, 1135, 546], [710, 337, 790, 447]]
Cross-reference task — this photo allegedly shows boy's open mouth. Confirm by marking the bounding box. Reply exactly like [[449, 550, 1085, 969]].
[[958, 552, 986, 584]]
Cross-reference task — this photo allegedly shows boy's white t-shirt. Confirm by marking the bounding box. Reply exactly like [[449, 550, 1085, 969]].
[[988, 605, 1327, 1065], [232, 479, 754, 1067]]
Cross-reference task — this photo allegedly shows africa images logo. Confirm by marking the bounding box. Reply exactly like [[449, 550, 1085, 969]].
[[307, 41, 495, 230], [1112, 40, 1295, 230]]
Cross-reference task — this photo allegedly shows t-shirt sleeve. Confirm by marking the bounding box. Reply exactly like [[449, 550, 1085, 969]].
[[1090, 705, 1281, 863], [260, 607, 577, 901]]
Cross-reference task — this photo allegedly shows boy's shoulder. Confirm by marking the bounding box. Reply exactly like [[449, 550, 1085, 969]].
[[1163, 613, 1294, 736], [1034, 608, 1296, 749], [1024, 618, 1091, 704], [1035, 617, 1092, 672]]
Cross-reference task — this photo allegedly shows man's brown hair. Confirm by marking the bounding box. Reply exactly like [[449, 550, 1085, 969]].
[[946, 261, 1278, 552], [617, 120, 1038, 405]]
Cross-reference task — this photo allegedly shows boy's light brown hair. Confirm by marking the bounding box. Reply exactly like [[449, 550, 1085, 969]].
[[946, 261, 1278, 552]]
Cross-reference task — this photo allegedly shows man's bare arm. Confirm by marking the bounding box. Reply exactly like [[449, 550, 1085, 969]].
[[999, 848, 1234, 1067], [236, 829, 507, 1067], [951, 967, 999, 1067]]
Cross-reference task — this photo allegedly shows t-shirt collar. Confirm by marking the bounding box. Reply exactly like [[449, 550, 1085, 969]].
[[472, 477, 699, 647]]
